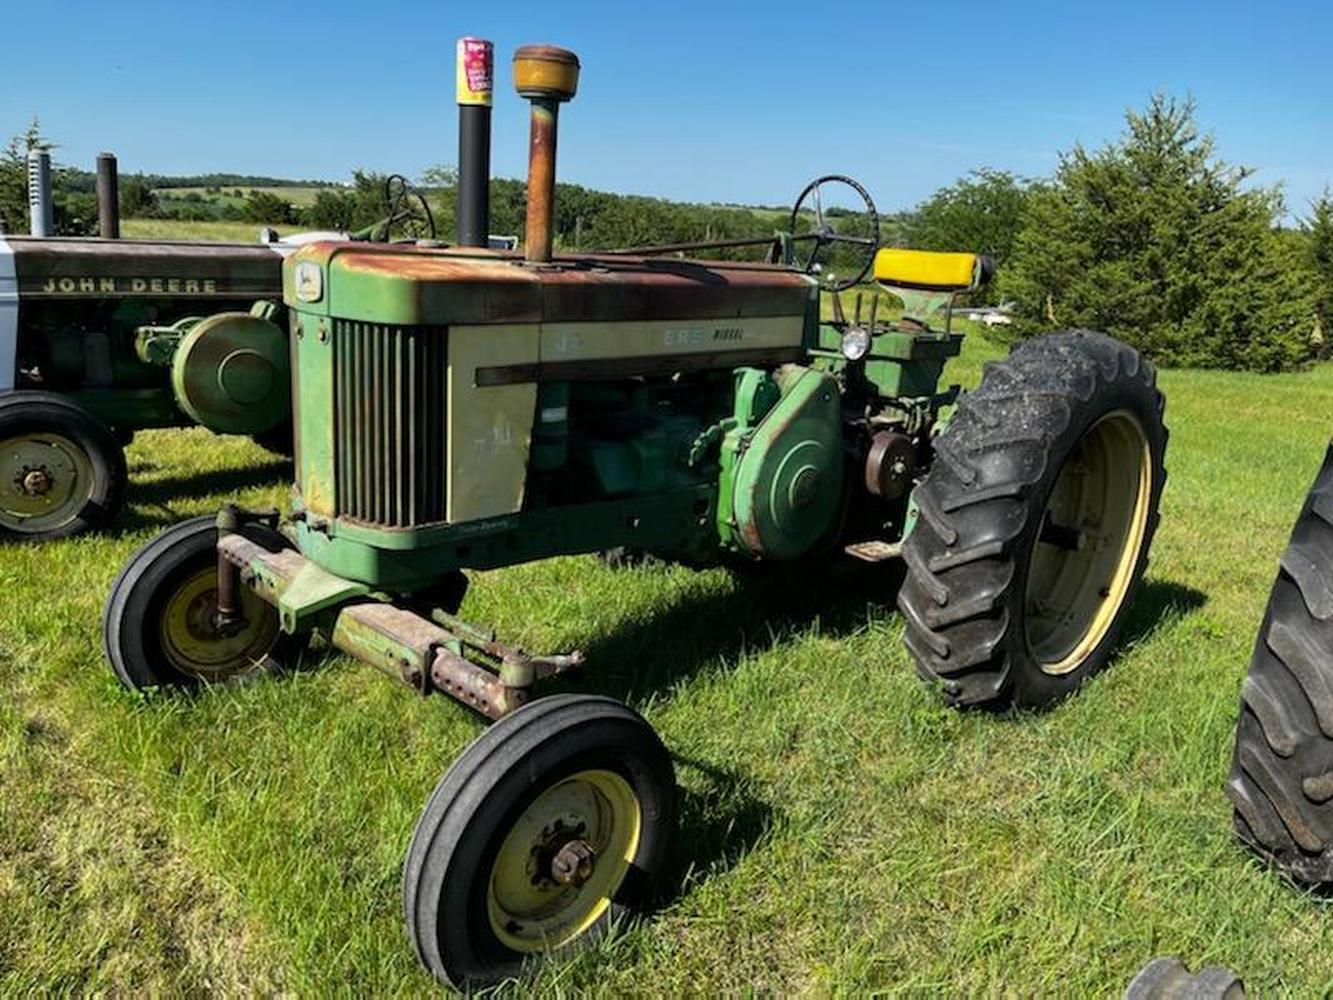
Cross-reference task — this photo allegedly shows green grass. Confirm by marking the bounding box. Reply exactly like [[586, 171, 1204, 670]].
[[4, 332, 1333, 995], [157, 185, 327, 209], [120, 218, 296, 243]]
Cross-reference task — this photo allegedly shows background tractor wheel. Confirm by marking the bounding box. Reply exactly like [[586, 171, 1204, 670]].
[[0, 391, 126, 542], [403, 694, 676, 990], [102, 515, 297, 691], [899, 331, 1167, 709], [1227, 446, 1333, 885]]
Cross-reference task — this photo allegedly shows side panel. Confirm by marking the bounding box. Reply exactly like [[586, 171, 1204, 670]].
[[0, 238, 16, 390], [295, 313, 337, 516], [539, 314, 803, 366], [447, 324, 539, 523]]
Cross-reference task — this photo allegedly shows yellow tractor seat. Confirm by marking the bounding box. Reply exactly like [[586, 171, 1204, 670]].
[[873, 248, 989, 293]]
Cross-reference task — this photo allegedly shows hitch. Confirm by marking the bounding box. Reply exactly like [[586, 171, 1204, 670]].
[[216, 529, 582, 719]]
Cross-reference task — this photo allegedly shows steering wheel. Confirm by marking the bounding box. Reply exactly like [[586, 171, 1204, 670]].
[[381, 174, 437, 242], [787, 175, 880, 291]]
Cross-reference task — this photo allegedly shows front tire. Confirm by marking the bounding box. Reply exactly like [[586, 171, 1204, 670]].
[[403, 694, 676, 990], [1227, 446, 1333, 885], [102, 515, 294, 691], [0, 391, 127, 541], [898, 331, 1167, 709]]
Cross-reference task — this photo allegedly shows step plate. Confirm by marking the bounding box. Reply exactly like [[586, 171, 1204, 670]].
[[844, 540, 903, 563]]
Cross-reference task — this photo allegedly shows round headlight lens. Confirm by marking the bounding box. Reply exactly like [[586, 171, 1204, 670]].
[[841, 327, 871, 361]]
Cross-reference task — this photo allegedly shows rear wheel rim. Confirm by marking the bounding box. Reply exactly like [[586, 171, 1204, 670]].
[[0, 432, 94, 534], [486, 768, 642, 954], [1024, 410, 1152, 675], [158, 565, 280, 682]]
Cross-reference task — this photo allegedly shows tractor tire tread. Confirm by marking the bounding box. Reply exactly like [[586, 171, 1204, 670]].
[[898, 330, 1166, 709], [1228, 445, 1333, 885]]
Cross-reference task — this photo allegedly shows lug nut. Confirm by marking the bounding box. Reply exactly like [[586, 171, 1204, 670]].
[[549, 838, 595, 885]]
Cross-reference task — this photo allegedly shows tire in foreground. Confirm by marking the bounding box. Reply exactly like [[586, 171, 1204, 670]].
[[1227, 446, 1333, 885], [403, 694, 676, 989]]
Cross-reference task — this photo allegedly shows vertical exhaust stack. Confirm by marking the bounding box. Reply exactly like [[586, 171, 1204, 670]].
[[96, 152, 120, 239], [27, 149, 54, 237], [455, 37, 493, 248], [513, 45, 580, 263]]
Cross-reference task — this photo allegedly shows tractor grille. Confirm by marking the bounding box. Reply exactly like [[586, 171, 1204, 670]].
[[333, 319, 448, 526]]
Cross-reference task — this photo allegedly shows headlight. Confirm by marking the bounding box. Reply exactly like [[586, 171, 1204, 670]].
[[841, 327, 871, 361]]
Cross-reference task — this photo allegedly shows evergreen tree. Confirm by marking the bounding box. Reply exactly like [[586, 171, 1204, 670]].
[[1002, 95, 1318, 371], [1305, 189, 1333, 356], [904, 169, 1033, 302]]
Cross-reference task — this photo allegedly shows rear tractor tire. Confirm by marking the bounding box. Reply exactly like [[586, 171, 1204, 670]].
[[1227, 446, 1333, 885], [0, 390, 127, 542], [403, 694, 676, 989], [899, 331, 1167, 709], [102, 515, 298, 691]]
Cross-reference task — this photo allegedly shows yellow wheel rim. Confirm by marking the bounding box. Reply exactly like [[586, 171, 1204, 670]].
[[0, 432, 93, 534], [1024, 410, 1152, 675], [487, 769, 641, 954], [158, 566, 280, 682]]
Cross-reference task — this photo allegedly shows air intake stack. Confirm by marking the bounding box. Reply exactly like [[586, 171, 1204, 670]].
[[27, 149, 53, 237], [97, 152, 120, 239], [513, 45, 580, 263], [455, 37, 493, 248]]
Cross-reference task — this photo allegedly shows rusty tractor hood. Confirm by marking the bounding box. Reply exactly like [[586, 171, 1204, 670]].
[[6, 236, 283, 300], [282, 241, 818, 326]]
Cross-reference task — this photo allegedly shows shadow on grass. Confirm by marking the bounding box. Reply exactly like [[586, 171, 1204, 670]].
[[563, 559, 907, 707], [114, 459, 293, 534], [1121, 577, 1208, 648], [655, 753, 775, 908]]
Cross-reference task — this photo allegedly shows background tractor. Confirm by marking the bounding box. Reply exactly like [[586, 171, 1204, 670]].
[[101, 41, 1169, 988], [0, 156, 436, 541]]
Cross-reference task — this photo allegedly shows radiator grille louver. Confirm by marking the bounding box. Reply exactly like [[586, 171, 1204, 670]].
[[333, 319, 448, 526]]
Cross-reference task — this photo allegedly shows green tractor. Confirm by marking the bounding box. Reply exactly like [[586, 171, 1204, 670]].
[[0, 172, 435, 542], [101, 44, 1168, 988]]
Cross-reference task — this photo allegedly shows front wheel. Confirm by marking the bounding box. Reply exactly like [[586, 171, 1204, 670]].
[[403, 694, 676, 989], [102, 515, 296, 691], [898, 331, 1168, 709], [0, 391, 127, 541]]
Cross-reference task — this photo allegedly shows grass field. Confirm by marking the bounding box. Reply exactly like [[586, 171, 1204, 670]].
[[4, 330, 1333, 995], [120, 218, 296, 243], [156, 186, 327, 209]]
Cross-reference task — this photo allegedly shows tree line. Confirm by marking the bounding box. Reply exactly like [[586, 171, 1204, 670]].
[[3, 96, 1331, 372], [902, 95, 1332, 372]]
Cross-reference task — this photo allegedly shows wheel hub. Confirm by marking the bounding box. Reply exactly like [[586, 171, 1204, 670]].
[[1024, 410, 1152, 675], [19, 466, 53, 496], [487, 769, 641, 953], [1, 432, 92, 532], [549, 837, 596, 886], [158, 565, 281, 682]]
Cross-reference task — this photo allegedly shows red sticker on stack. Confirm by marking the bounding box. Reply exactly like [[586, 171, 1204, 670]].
[[456, 38, 493, 106]]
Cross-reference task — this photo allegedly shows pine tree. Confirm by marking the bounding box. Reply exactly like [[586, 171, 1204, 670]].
[[1002, 95, 1319, 372], [1306, 190, 1333, 357]]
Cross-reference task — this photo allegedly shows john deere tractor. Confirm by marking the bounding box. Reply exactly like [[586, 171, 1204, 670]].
[[101, 44, 1168, 988], [1, 171, 435, 542]]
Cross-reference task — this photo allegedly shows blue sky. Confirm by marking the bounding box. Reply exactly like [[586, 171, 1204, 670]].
[[4, 1, 1330, 216]]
